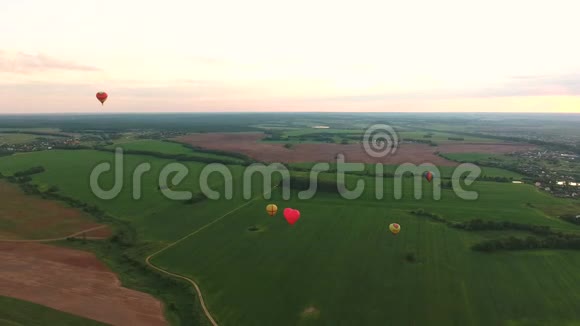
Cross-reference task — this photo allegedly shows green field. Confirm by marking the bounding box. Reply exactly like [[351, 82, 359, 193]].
[[107, 139, 194, 154], [440, 152, 517, 163], [0, 128, 63, 133], [1, 149, 580, 325], [150, 176, 580, 326], [290, 162, 524, 179], [0, 296, 106, 326], [0, 150, 251, 241], [0, 133, 43, 145], [270, 129, 501, 144], [260, 126, 500, 146], [399, 131, 498, 143]]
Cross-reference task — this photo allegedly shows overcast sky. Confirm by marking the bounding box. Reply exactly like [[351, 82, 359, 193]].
[[1, 0, 579, 113]]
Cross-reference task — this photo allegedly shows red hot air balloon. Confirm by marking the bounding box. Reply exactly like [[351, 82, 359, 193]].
[[424, 171, 433, 182], [96, 92, 108, 105], [283, 208, 301, 225]]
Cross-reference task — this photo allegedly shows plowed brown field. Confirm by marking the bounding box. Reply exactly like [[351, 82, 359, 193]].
[[0, 181, 111, 240], [174, 133, 533, 165], [0, 242, 167, 326]]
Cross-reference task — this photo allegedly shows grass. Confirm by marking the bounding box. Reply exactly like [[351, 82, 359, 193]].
[[0, 133, 42, 145], [0, 296, 107, 326], [0, 128, 62, 133], [107, 139, 193, 154], [2, 149, 580, 325], [152, 181, 580, 325], [441, 152, 517, 163]]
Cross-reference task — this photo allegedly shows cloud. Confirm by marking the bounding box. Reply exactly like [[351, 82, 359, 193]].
[[473, 74, 580, 97], [111, 80, 251, 99], [0, 51, 101, 73], [307, 74, 580, 102]]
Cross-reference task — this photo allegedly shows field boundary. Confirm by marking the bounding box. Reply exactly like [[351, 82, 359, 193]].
[[145, 188, 276, 326], [0, 225, 108, 243]]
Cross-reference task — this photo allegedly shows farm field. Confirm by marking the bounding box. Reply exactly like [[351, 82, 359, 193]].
[[0, 242, 168, 326], [0, 128, 63, 133], [152, 181, 580, 326], [260, 128, 500, 145], [0, 133, 45, 144], [174, 132, 534, 165], [399, 130, 499, 143], [439, 152, 516, 163], [1, 148, 580, 325], [0, 150, 262, 241], [0, 295, 107, 326], [436, 143, 536, 154], [106, 139, 197, 154], [0, 181, 110, 240], [289, 162, 524, 179]]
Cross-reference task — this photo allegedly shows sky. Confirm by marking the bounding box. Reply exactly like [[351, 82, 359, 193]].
[[1, 0, 579, 113]]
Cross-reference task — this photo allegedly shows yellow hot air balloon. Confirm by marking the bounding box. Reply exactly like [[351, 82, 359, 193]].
[[389, 223, 401, 235], [266, 204, 278, 216]]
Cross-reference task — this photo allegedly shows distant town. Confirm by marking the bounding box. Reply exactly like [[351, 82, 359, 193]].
[[497, 149, 579, 199]]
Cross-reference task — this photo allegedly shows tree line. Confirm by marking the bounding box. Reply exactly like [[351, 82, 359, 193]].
[[93, 146, 250, 166], [472, 235, 580, 252], [410, 209, 580, 252], [13, 166, 45, 177], [560, 214, 580, 225], [405, 138, 437, 146]]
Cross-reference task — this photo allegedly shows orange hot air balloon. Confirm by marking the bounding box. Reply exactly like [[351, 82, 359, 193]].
[[96, 91, 108, 105], [266, 204, 278, 216]]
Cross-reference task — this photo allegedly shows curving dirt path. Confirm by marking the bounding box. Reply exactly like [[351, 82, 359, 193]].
[[145, 188, 277, 326]]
